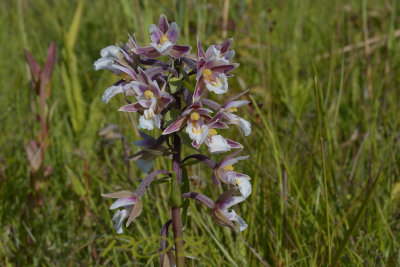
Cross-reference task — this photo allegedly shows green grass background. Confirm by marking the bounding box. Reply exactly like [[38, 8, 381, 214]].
[[1, 0, 400, 266]]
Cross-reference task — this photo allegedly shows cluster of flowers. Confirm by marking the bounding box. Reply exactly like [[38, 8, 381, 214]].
[[95, 14, 252, 235]]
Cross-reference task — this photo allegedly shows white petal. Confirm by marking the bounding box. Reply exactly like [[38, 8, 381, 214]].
[[109, 197, 136, 210], [208, 135, 231, 154], [100, 45, 120, 58], [112, 209, 128, 234], [227, 210, 248, 232], [152, 113, 161, 129], [223, 196, 245, 209], [236, 118, 251, 136], [94, 57, 113, 70], [139, 115, 155, 130], [236, 177, 252, 199], [206, 74, 228, 94], [150, 41, 173, 53], [186, 122, 208, 145], [102, 85, 125, 103]]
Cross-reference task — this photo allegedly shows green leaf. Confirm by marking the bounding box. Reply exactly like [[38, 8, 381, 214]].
[[66, 166, 86, 197], [168, 77, 182, 94], [163, 109, 180, 128]]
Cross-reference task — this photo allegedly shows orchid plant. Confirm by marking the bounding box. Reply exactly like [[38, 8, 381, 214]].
[[95, 14, 251, 266]]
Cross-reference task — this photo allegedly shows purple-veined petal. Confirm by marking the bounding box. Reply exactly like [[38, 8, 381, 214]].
[[226, 139, 243, 149], [135, 46, 161, 58], [222, 100, 250, 110], [200, 99, 221, 111], [211, 63, 237, 74], [109, 197, 136, 209], [118, 102, 146, 112], [205, 45, 219, 59], [220, 38, 233, 53], [220, 155, 249, 168], [224, 50, 235, 62], [144, 66, 165, 79], [166, 22, 178, 44], [193, 79, 206, 100], [149, 24, 163, 43], [212, 121, 229, 129], [162, 116, 188, 135], [169, 45, 191, 58], [194, 108, 212, 115], [197, 37, 205, 59], [158, 14, 169, 33], [197, 58, 206, 72]]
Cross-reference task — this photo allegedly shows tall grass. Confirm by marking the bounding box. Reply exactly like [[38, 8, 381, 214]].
[[1, 0, 400, 266]]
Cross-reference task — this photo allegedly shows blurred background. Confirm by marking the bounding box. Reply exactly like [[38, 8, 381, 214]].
[[1, 0, 400, 266]]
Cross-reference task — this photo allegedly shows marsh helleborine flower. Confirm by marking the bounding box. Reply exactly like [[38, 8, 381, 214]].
[[96, 13, 252, 251]]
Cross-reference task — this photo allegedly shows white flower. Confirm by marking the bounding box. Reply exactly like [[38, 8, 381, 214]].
[[225, 210, 248, 232], [112, 209, 128, 234], [235, 176, 252, 199], [185, 112, 209, 145], [100, 45, 120, 58], [234, 117, 251, 136], [139, 108, 161, 130], [205, 73, 228, 94], [205, 129, 231, 154], [94, 45, 122, 74], [150, 41, 173, 53]]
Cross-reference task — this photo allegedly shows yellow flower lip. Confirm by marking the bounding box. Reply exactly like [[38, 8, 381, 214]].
[[228, 107, 237, 113], [190, 112, 200, 121], [159, 35, 169, 45], [222, 165, 234, 172], [202, 69, 212, 79], [208, 128, 217, 136], [144, 90, 154, 99]]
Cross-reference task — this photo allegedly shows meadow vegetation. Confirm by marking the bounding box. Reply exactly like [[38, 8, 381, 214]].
[[1, 0, 399, 266]]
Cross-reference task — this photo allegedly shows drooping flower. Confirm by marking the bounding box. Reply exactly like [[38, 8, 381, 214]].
[[135, 14, 191, 59], [101, 190, 142, 234], [213, 151, 252, 198], [212, 189, 248, 232], [129, 131, 170, 173]]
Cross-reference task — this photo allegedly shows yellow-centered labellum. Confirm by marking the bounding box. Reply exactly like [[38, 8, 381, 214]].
[[158, 35, 169, 47], [190, 112, 200, 121], [208, 128, 217, 136], [210, 78, 222, 87], [202, 69, 212, 81], [236, 178, 242, 186], [144, 90, 154, 99], [222, 165, 234, 172], [190, 112, 202, 134], [228, 107, 237, 113]]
